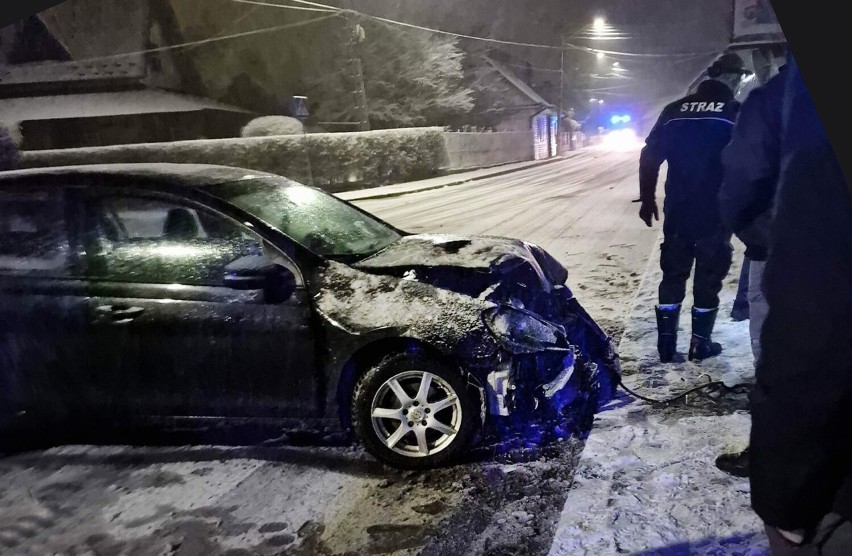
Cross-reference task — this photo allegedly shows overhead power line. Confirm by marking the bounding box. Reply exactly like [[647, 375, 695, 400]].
[[230, 0, 337, 12], [35, 13, 340, 65], [277, 0, 346, 10], [368, 13, 717, 59], [227, 0, 722, 59]]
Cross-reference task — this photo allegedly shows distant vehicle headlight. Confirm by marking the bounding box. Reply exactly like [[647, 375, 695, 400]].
[[601, 127, 641, 151], [482, 305, 568, 354]]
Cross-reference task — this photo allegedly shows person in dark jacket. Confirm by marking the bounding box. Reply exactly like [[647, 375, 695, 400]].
[[639, 52, 750, 362], [720, 58, 788, 367], [714, 52, 787, 479], [749, 57, 852, 554]]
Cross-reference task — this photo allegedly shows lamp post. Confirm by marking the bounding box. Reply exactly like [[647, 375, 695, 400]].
[[559, 37, 565, 130], [344, 0, 370, 131], [588, 97, 604, 136]]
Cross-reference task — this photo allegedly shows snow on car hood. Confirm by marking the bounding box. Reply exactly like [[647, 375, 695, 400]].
[[313, 260, 497, 353], [352, 234, 568, 288]]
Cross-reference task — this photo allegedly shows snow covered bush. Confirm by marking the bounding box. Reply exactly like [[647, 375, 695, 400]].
[[21, 128, 446, 192], [305, 128, 446, 191], [240, 116, 305, 138]]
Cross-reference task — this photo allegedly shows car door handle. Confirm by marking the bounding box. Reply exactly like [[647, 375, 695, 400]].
[[94, 305, 145, 323]]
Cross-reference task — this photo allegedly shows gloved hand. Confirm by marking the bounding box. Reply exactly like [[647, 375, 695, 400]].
[[639, 199, 659, 227]]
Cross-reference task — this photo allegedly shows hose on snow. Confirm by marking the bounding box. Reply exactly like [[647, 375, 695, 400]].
[[617, 375, 753, 406]]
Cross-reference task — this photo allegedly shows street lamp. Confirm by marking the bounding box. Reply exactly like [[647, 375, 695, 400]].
[[593, 17, 606, 32], [596, 51, 605, 60]]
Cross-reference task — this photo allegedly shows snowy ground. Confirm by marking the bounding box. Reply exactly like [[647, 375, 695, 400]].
[[549, 233, 768, 555], [0, 145, 766, 555]]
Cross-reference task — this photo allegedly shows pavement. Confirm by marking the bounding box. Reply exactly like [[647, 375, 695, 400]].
[[335, 152, 587, 202], [548, 234, 769, 555]]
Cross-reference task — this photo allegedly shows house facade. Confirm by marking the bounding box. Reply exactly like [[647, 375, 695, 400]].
[[0, 0, 252, 150]]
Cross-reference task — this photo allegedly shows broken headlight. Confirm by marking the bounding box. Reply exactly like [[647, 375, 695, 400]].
[[482, 305, 569, 354]]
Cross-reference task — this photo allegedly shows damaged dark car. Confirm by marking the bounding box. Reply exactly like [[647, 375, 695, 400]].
[[0, 164, 620, 469]]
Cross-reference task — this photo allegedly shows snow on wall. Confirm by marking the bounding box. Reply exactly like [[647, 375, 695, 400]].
[[20, 128, 447, 194], [443, 132, 533, 170], [20, 128, 542, 192]]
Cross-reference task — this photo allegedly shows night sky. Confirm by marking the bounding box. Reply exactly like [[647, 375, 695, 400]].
[[348, 0, 735, 129]]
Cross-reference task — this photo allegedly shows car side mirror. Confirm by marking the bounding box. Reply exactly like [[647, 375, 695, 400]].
[[223, 255, 297, 303]]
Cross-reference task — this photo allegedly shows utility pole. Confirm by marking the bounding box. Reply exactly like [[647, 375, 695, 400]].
[[343, 2, 370, 131], [559, 37, 569, 151], [559, 38, 565, 120], [351, 52, 370, 131]]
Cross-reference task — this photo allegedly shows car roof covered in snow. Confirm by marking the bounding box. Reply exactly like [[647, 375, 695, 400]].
[[0, 163, 290, 188]]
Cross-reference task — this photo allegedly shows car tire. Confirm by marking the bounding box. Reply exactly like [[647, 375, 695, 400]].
[[352, 352, 481, 469]]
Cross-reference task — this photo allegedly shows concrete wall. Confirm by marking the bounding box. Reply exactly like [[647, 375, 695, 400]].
[[442, 131, 532, 170]]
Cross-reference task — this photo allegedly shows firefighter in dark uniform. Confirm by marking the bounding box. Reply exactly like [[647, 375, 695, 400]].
[[638, 53, 752, 362]]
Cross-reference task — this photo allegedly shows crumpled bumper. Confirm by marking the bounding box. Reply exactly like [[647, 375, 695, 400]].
[[484, 322, 621, 418]]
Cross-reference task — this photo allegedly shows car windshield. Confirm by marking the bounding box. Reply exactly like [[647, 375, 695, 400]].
[[207, 177, 402, 259]]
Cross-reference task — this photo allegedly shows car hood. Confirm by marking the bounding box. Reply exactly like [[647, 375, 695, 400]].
[[353, 234, 568, 291]]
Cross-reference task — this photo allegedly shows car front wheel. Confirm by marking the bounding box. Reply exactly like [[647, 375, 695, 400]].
[[352, 352, 481, 469]]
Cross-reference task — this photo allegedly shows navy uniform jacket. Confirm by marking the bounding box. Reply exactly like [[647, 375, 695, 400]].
[[719, 66, 787, 261], [750, 59, 852, 532], [640, 79, 741, 239]]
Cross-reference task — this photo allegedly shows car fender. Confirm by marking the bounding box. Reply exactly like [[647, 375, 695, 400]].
[[308, 261, 498, 422]]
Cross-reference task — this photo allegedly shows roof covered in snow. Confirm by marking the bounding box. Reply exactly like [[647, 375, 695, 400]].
[[0, 59, 147, 88], [0, 88, 249, 124], [484, 56, 555, 110]]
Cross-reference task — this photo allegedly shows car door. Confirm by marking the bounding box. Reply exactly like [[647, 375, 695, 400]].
[[0, 183, 94, 426], [75, 187, 319, 419]]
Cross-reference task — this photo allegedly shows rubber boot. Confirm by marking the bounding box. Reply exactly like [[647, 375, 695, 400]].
[[655, 305, 680, 363], [689, 307, 723, 361]]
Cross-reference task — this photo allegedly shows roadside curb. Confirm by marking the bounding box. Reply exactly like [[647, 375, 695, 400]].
[[339, 153, 576, 202]]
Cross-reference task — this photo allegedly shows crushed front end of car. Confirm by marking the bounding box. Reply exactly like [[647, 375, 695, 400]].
[[465, 294, 620, 431], [347, 233, 622, 435]]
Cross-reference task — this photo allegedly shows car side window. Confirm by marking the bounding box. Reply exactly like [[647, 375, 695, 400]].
[[83, 194, 265, 287], [0, 189, 72, 277]]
